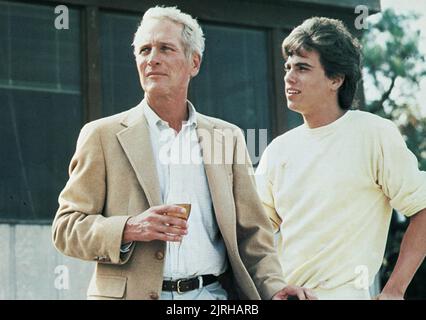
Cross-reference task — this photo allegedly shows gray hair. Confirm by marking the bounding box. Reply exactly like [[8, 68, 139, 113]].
[[132, 6, 205, 60]]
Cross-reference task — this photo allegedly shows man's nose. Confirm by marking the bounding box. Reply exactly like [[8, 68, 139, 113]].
[[147, 48, 160, 66], [284, 68, 296, 84]]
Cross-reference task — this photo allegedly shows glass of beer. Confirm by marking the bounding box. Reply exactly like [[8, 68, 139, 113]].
[[172, 203, 191, 220], [168, 202, 191, 255]]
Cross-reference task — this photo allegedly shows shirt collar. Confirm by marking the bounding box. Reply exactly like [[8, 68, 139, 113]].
[[142, 99, 198, 131]]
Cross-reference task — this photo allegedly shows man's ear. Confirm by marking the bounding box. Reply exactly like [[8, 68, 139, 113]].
[[330, 74, 345, 91], [190, 53, 201, 77]]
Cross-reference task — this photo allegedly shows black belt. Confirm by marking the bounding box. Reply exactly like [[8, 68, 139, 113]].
[[162, 275, 218, 294]]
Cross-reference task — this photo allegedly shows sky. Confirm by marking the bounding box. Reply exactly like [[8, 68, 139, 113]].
[[365, 0, 426, 116]]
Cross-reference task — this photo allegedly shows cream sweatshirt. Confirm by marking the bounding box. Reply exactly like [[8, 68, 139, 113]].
[[255, 110, 426, 299]]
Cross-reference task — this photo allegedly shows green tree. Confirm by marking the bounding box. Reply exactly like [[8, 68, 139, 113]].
[[362, 8, 426, 299]]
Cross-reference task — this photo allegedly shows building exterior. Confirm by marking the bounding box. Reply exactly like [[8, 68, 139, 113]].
[[0, 0, 380, 299]]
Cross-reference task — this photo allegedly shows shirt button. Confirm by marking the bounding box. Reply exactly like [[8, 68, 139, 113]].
[[155, 251, 164, 260], [149, 292, 159, 300]]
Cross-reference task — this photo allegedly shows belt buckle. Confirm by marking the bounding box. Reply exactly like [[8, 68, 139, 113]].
[[176, 279, 184, 294]]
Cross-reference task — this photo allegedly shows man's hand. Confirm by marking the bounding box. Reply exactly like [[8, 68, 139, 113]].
[[122, 205, 188, 243], [272, 285, 318, 300]]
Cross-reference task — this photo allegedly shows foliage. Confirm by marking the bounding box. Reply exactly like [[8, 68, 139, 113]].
[[362, 8, 426, 299]]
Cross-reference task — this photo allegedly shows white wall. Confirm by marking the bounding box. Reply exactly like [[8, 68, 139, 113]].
[[0, 224, 93, 300]]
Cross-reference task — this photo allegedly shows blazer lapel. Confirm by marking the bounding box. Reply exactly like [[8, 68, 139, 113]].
[[116, 107, 162, 207], [196, 115, 236, 244]]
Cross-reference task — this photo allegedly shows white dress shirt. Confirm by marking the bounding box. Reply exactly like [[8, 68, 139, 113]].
[[142, 99, 228, 280]]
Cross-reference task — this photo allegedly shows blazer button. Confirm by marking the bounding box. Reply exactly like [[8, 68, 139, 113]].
[[155, 251, 164, 260], [149, 292, 159, 300]]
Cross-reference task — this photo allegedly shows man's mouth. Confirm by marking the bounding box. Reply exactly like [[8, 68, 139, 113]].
[[146, 72, 167, 77], [286, 88, 301, 95]]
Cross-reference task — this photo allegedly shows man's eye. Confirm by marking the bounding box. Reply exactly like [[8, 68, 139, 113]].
[[139, 47, 150, 54]]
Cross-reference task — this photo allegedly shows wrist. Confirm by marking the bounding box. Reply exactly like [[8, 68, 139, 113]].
[[122, 217, 135, 243], [382, 281, 406, 297]]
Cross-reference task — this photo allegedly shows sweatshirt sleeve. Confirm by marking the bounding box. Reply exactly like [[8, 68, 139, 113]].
[[255, 146, 282, 232], [377, 120, 426, 217]]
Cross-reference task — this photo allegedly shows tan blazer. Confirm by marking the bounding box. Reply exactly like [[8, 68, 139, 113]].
[[52, 104, 286, 300]]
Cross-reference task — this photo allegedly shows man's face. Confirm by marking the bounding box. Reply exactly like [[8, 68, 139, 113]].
[[284, 48, 337, 116], [134, 18, 200, 98]]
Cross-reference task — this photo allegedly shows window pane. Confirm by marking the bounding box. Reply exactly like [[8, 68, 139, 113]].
[[100, 12, 142, 117], [191, 24, 271, 133], [0, 1, 82, 221]]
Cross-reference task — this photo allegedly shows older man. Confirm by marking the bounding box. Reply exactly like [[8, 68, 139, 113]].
[[52, 6, 315, 300]]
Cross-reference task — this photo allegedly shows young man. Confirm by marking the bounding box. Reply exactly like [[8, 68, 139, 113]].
[[52, 6, 315, 300], [255, 17, 426, 299]]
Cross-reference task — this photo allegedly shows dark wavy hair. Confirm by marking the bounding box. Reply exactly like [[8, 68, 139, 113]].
[[282, 17, 362, 110]]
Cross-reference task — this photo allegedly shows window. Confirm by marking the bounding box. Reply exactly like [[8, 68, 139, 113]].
[[100, 11, 142, 117], [191, 24, 271, 134], [190, 24, 272, 164], [0, 1, 82, 222]]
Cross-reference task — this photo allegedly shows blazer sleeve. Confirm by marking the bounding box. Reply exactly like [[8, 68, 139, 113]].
[[232, 129, 286, 300], [52, 123, 133, 265]]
